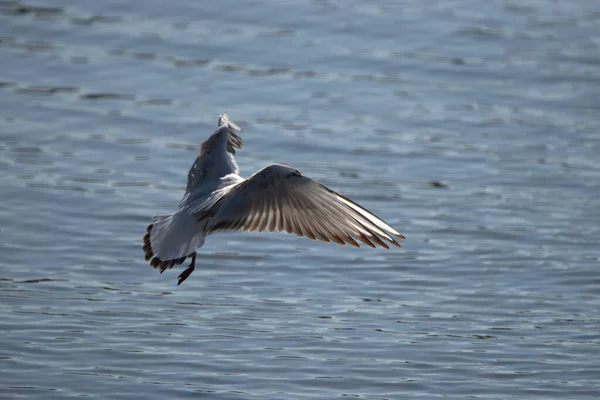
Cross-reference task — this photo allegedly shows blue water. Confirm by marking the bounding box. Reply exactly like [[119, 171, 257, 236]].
[[1, 1, 599, 399]]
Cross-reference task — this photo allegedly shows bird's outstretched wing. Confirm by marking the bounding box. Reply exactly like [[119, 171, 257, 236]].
[[207, 164, 405, 248]]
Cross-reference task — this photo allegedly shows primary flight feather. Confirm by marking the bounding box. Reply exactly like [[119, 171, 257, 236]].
[[143, 114, 405, 285]]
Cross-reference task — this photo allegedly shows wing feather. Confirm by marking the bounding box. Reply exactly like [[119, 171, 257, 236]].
[[207, 164, 404, 249], [267, 197, 277, 232], [295, 196, 316, 240], [257, 201, 269, 233], [286, 196, 304, 237]]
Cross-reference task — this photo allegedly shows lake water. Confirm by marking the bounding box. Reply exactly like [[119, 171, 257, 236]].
[[1, 1, 599, 399]]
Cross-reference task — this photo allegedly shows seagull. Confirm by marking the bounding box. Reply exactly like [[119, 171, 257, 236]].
[[143, 114, 405, 285]]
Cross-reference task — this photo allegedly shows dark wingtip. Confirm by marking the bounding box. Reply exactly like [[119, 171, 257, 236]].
[[143, 224, 155, 261], [144, 222, 190, 275], [144, 250, 153, 261], [389, 240, 402, 248]]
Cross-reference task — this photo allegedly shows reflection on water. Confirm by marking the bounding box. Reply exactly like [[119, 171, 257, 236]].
[[1, 0, 599, 399]]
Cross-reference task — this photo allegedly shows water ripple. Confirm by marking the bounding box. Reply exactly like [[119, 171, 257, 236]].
[[1, 0, 599, 399]]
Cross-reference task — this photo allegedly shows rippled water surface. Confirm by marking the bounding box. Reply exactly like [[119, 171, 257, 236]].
[[1, 0, 599, 399]]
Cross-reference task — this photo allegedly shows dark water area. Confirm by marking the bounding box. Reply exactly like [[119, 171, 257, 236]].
[[1, 0, 599, 399]]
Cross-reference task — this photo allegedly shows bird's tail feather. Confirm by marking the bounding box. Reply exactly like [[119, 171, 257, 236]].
[[142, 211, 206, 272]]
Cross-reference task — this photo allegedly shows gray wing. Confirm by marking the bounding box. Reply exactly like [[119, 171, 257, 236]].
[[207, 164, 405, 248], [186, 125, 243, 193]]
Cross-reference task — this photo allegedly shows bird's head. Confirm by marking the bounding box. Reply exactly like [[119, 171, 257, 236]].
[[218, 113, 242, 132]]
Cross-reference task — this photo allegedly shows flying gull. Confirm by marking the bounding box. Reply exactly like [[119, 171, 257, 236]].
[[143, 114, 405, 285]]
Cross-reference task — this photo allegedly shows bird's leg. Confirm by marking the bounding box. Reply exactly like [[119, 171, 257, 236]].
[[177, 252, 196, 286]]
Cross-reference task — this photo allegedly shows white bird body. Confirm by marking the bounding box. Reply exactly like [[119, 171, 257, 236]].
[[143, 114, 404, 285]]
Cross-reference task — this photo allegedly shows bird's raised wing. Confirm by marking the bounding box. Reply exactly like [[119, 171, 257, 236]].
[[207, 164, 405, 248], [186, 125, 243, 193], [225, 126, 243, 155]]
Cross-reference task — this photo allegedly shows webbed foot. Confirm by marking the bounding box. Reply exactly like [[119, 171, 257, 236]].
[[177, 252, 196, 286]]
